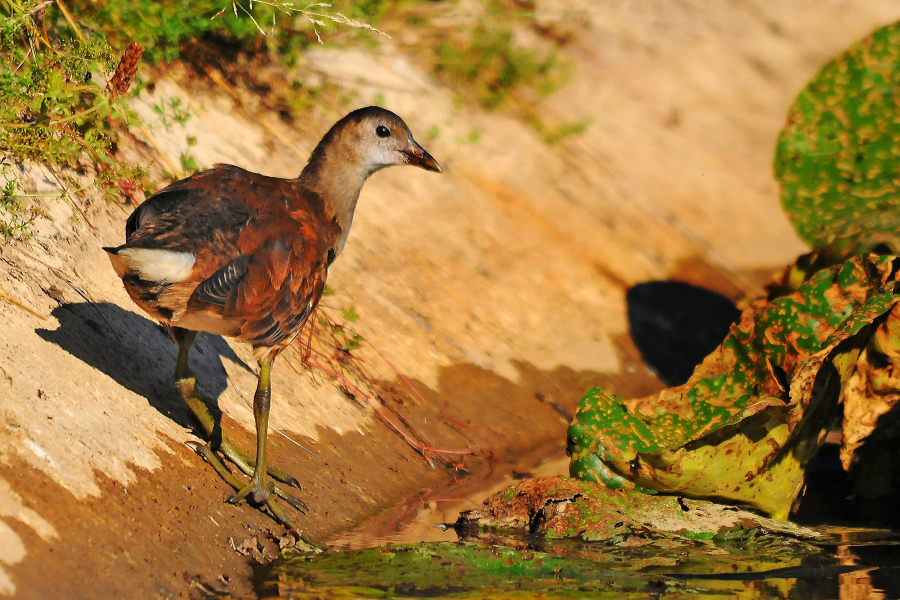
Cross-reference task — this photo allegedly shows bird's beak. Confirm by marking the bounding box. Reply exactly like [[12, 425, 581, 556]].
[[403, 138, 442, 173]]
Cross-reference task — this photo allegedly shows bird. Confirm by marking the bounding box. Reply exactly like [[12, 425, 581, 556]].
[[104, 106, 441, 528]]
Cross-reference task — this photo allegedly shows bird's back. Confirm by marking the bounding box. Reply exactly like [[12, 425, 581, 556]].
[[106, 165, 333, 361]]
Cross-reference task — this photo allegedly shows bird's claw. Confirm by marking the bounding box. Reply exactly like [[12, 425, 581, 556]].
[[225, 478, 273, 506], [274, 485, 308, 513], [218, 435, 302, 490]]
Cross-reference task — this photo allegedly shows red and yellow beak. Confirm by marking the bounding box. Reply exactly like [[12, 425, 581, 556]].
[[403, 138, 442, 173]]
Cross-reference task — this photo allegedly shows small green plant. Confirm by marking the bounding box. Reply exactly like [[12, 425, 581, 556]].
[[528, 115, 591, 144], [151, 97, 193, 131], [0, 173, 42, 241], [318, 305, 365, 353], [178, 135, 200, 175], [457, 128, 481, 145], [434, 25, 558, 109]]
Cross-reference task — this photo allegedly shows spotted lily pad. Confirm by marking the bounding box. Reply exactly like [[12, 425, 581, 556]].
[[774, 21, 900, 256], [568, 255, 900, 518], [842, 304, 900, 469]]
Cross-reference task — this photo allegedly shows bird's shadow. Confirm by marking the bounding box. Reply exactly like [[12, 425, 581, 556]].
[[36, 302, 253, 431]]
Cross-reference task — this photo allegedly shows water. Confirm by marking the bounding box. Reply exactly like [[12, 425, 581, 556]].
[[254, 453, 900, 599], [258, 529, 900, 598], [329, 455, 572, 550]]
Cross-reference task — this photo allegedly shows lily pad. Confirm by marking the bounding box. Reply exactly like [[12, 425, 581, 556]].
[[774, 21, 900, 256], [568, 255, 900, 518]]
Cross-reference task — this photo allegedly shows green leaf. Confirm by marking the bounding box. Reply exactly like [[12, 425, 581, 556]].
[[774, 21, 900, 256], [340, 306, 360, 323], [340, 333, 365, 352], [568, 255, 900, 518]]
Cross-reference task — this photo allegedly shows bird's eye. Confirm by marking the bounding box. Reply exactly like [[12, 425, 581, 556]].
[[376, 125, 390, 138]]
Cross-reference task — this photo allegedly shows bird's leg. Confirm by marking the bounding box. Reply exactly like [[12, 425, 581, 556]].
[[226, 361, 273, 506], [171, 330, 305, 519], [217, 433, 301, 489], [224, 362, 300, 526], [173, 329, 215, 438], [173, 329, 247, 490]]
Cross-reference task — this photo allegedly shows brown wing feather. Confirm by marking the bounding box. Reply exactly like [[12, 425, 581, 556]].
[[115, 164, 331, 358], [231, 208, 328, 362]]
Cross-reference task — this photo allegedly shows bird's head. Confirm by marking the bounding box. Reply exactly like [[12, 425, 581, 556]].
[[299, 107, 441, 257], [307, 106, 442, 178]]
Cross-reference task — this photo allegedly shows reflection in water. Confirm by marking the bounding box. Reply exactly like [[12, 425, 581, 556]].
[[256, 451, 900, 599], [260, 532, 900, 599], [329, 455, 571, 550]]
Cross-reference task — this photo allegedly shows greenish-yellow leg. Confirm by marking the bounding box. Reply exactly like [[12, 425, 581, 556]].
[[173, 331, 306, 526]]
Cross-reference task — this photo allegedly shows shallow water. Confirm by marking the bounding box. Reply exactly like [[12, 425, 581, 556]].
[[328, 455, 572, 550], [259, 528, 900, 599], [256, 451, 900, 599]]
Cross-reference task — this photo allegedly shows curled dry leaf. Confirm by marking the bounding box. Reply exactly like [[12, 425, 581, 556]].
[[568, 254, 900, 518]]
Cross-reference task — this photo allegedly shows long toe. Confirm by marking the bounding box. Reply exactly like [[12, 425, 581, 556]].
[[193, 441, 249, 492], [273, 483, 308, 513], [266, 496, 299, 530], [218, 435, 302, 489]]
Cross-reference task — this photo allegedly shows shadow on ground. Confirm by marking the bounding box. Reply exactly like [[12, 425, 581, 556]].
[[627, 280, 741, 386], [34, 301, 253, 432]]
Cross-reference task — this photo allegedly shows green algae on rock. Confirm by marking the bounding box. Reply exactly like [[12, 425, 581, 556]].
[[568, 255, 900, 519], [455, 476, 819, 543], [266, 535, 824, 599], [774, 21, 900, 257]]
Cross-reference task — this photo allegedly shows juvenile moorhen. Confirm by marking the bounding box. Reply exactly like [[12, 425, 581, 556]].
[[105, 107, 441, 527]]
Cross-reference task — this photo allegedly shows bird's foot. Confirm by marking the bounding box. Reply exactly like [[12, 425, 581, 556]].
[[225, 475, 301, 530], [217, 434, 302, 489], [213, 435, 308, 512], [226, 474, 273, 505], [193, 441, 308, 528]]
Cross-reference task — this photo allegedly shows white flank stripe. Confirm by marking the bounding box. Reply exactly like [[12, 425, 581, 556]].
[[118, 248, 196, 283]]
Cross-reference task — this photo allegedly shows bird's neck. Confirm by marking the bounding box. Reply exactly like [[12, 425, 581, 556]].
[[298, 147, 374, 258]]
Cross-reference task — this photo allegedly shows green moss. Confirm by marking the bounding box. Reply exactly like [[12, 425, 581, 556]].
[[0, 0, 148, 234], [502, 485, 518, 501]]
